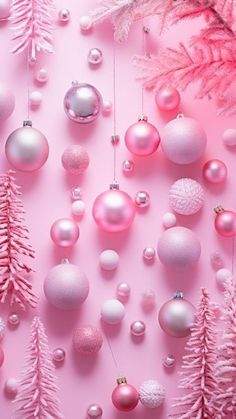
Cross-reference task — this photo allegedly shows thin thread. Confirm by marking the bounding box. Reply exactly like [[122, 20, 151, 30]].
[[231, 237, 235, 275], [26, 50, 30, 120], [112, 42, 117, 183], [141, 27, 145, 115], [105, 333, 119, 373]]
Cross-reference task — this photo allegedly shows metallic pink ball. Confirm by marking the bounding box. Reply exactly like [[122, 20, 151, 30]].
[[122, 160, 134, 174], [73, 325, 103, 355], [223, 128, 236, 147], [8, 313, 20, 327], [116, 282, 130, 301], [61, 145, 90, 175], [143, 247, 155, 261], [125, 117, 160, 157], [86, 404, 103, 418], [163, 354, 175, 368], [102, 100, 112, 115], [5, 122, 49, 172], [64, 82, 102, 124], [155, 85, 180, 111], [58, 8, 70, 23], [130, 320, 146, 336], [35, 67, 48, 83], [214, 207, 236, 237], [112, 379, 139, 411], [134, 190, 150, 208], [50, 218, 79, 247], [92, 187, 136, 233], [0, 347, 4, 367], [53, 348, 66, 364], [0, 83, 15, 120], [88, 48, 103, 65], [0, 0, 11, 19], [4, 378, 18, 398], [203, 159, 227, 184]]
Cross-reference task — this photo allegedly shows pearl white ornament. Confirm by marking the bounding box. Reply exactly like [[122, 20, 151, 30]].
[[71, 200, 85, 218], [102, 100, 112, 115], [0, 317, 5, 341], [29, 91, 42, 107], [122, 160, 134, 174], [163, 354, 175, 368], [79, 15, 92, 31], [139, 380, 165, 408], [53, 348, 66, 364], [130, 320, 146, 337], [58, 8, 70, 23], [162, 212, 177, 229], [215, 268, 232, 287], [142, 290, 156, 311], [134, 190, 150, 208], [143, 247, 155, 261], [101, 299, 125, 324], [4, 378, 18, 398], [71, 187, 82, 201], [8, 313, 20, 327], [88, 48, 103, 65], [116, 282, 130, 301], [99, 249, 119, 271], [35, 68, 48, 84]]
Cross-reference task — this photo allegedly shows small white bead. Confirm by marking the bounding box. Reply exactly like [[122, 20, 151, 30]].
[[99, 249, 119, 270], [71, 200, 85, 217], [29, 91, 42, 107], [215, 268, 232, 287], [162, 212, 176, 228], [79, 15, 92, 31]]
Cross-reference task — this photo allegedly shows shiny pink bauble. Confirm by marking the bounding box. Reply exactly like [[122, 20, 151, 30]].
[[50, 218, 79, 247], [158, 295, 195, 337], [125, 118, 160, 157], [130, 320, 146, 337], [44, 261, 89, 310], [4, 378, 18, 399], [5, 123, 49, 172], [161, 116, 207, 164], [215, 208, 236, 237], [223, 128, 236, 147], [0, 346, 4, 367], [61, 145, 90, 175], [72, 325, 103, 355], [92, 187, 136, 233], [52, 348, 66, 364], [86, 404, 103, 418], [0, 0, 10, 19], [203, 159, 227, 184], [64, 82, 102, 124], [112, 380, 139, 411], [0, 83, 15, 120], [155, 85, 180, 111], [169, 178, 205, 215], [157, 226, 201, 270]]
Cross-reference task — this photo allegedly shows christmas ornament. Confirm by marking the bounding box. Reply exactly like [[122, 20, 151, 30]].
[[169, 178, 205, 215], [34, 67, 48, 84], [162, 212, 176, 228], [0, 317, 5, 341], [161, 116, 207, 164], [29, 91, 42, 108], [99, 249, 119, 270], [0, 0, 10, 19], [122, 159, 134, 174], [13, 317, 63, 418], [141, 289, 156, 311], [79, 15, 92, 31], [155, 85, 180, 111], [101, 299, 125, 324], [71, 186, 82, 200], [0, 83, 15, 121], [72, 325, 103, 355], [143, 246, 155, 261], [203, 159, 227, 183], [210, 251, 224, 270], [92, 183, 136, 233], [102, 100, 112, 115], [58, 8, 70, 23], [11, 0, 54, 62], [64, 81, 102, 124], [157, 226, 201, 270], [52, 348, 65, 364], [112, 377, 139, 411], [214, 206, 236, 237], [50, 218, 80, 247], [130, 320, 146, 337], [125, 116, 160, 157], [44, 260, 89, 310], [4, 378, 18, 399], [163, 354, 175, 368], [71, 200, 85, 218], [0, 347, 4, 367], [8, 312, 20, 327], [158, 292, 195, 338], [88, 48, 103, 65], [215, 268, 232, 287], [223, 128, 236, 147], [139, 380, 165, 408], [134, 190, 150, 208], [86, 404, 103, 418], [0, 172, 37, 310], [61, 145, 90, 175], [116, 282, 130, 301], [5, 121, 49, 172]]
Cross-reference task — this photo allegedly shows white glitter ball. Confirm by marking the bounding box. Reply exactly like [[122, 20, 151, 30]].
[[0, 317, 5, 341], [139, 379, 165, 408], [169, 178, 205, 215]]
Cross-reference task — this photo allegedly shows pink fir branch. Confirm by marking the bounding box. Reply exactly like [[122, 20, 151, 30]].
[[0, 171, 37, 310], [13, 317, 64, 419]]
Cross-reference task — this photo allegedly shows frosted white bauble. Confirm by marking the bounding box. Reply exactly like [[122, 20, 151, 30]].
[[139, 380, 165, 408]]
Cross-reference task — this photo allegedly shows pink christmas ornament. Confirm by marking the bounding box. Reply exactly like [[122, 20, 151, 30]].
[[50, 218, 80, 247], [143, 246, 155, 261], [130, 320, 146, 337], [125, 116, 160, 157], [155, 85, 180, 111], [44, 260, 89, 310], [99, 249, 119, 270], [112, 377, 139, 412], [79, 15, 92, 31], [157, 226, 201, 270], [92, 184, 136, 233], [116, 282, 130, 301], [58, 8, 70, 23], [215, 268, 232, 287], [88, 48, 103, 65], [214, 206, 236, 237], [122, 159, 134, 174], [139, 379, 165, 408], [169, 178, 205, 215], [0, 0, 11, 19], [8, 312, 20, 327], [61, 145, 90, 175], [64, 82, 102, 124], [4, 378, 18, 398], [101, 299, 125, 324], [162, 212, 176, 228], [34, 67, 48, 84], [52, 348, 65, 364], [203, 159, 227, 183], [29, 91, 42, 107], [86, 404, 103, 418], [71, 200, 85, 218], [134, 190, 150, 208], [158, 292, 195, 338], [72, 325, 103, 355], [5, 121, 49, 172], [223, 128, 236, 147], [163, 354, 175, 368], [102, 100, 112, 115], [0, 83, 15, 121], [0, 346, 4, 367], [161, 116, 207, 164]]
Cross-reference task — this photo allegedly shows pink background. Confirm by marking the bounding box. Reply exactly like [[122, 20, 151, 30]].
[[0, 1, 235, 418]]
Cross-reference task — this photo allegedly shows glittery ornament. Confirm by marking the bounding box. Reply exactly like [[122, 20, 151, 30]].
[[52, 348, 65, 364], [0, 317, 6, 341], [88, 48, 103, 65], [163, 354, 175, 368], [86, 404, 103, 418], [139, 380, 165, 408], [210, 251, 224, 270], [64, 82, 102, 124], [162, 212, 176, 229], [112, 377, 139, 412], [134, 190, 150, 208], [169, 178, 205, 215], [73, 325, 103, 355], [8, 313, 20, 327], [143, 247, 155, 261], [101, 299, 125, 324], [130, 320, 146, 337], [214, 206, 236, 237], [4, 378, 18, 399], [116, 282, 130, 301], [61, 145, 90, 175], [122, 160, 134, 174]]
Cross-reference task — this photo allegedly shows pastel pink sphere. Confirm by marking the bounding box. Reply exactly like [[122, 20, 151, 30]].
[[44, 262, 89, 310], [0, 346, 4, 367], [92, 188, 136, 233], [223, 128, 236, 147], [0, 83, 15, 121], [161, 116, 207, 164], [215, 209, 236, 237], [61, 145, 90, 175], [73, 325, 103, 355], [112, 381, 139, 411], [158, 297, 195, 337], [155, 85, 180, 111], [50, 218, 79, 247], [157, 226, 201, 270], [125, 119, 160, 157], [203, 159, 227, 184]]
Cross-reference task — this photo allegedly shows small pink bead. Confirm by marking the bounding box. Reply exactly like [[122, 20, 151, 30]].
[[88, 48, 103, 65], [53, 348, 66, 364], [50, 218, 80, 247], [210, 251, 224, 270], [86, 404, 103, 418], [58, 8, 70, 23], [134, 191, 150, 208], [4, 378, 18, 398], [116, 282, 130, 301], [203, 159, 227, 183], [102, 100, 112, 115], [163, 354, 175, 368], [0, 347, 4, 367], [29, 91, 42, 107], [223, 128, 236, 147], [162, 212, 176, 229], [155, 85, 180, 111], [122, 160, 134, 174], [130, 320, 146, 337], [35, 68, 48, 84], [143, 247, 155, 261], [79, 15, 92, 31], [8, 313, 20, 327]]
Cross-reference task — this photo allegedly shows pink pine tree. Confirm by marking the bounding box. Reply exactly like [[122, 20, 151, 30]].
[[0, 171, 37, 310], [170, 288, 219, 419], [13, 316, 64, 419]]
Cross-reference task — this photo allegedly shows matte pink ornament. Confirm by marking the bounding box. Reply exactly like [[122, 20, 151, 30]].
[[50, 218, 79, 247], [161, 116, 207, 164], [72, 325, 103, 355], [64, 82, 102, 124], [0, 83, 15, 121], [157, 226, 201, 270], [44, 260, 89, 310], [203, 159, 227, 183], [4, 378, 18, 398], [0, 0, 11, 19], [155, 85, 180, 111], [169, 178, 205, 215], [61, 145, 90, 175], [125, 117, 160, 157], [112, 377, 139, 411], [214, 206, 236, 237], [0, 346, 4, 367]]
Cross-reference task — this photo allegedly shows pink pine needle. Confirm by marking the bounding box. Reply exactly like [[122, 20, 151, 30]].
[[0, 171, 37, 310]]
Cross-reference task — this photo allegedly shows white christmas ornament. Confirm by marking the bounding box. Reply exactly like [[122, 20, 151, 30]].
[[0, 317, 6, 341], [169, 178, 205, 215], [139, 379, 165, 408], [101, 299, 125, 324], [99, 249, 119, 270]]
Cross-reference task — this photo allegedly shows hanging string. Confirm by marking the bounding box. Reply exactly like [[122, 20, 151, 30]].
[[26, 50, 30, 121], [231, 237, 235, 275], [111, 41, 118, 184], [141, 25, 149, 116], [105, 333, 120, 375]]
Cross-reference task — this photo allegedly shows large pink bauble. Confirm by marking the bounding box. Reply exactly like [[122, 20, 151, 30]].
[[92, 186, 136, 233], [72, 325, 103, 355], [169, 178, 205, 215], [157, 226, 201, 270], [44, 261, 89, 310], [50, 218, 80, 247], [214, 207, 236, 237], [64, 82, 102, 124], [0, 83, 15, 120], [124, 117, 160, 157], [61, 145, 90, 175], [5, 121, 49, 172], [155, 85, 180, 111], [112, 378, 139, 412], [161, 116, 207, 164], [203, 159, 227, 184], [158, 294, 195, 337]]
